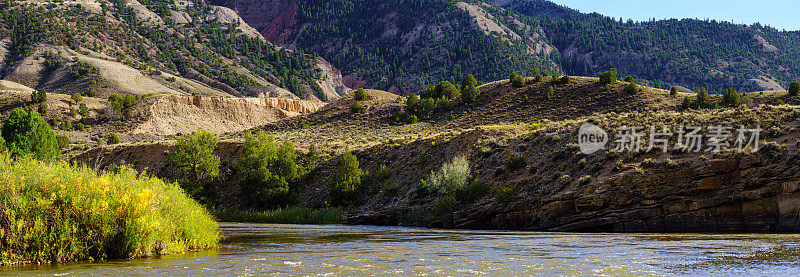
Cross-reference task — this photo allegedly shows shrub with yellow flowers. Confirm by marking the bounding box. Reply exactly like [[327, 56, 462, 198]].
[[0, 154, 219, 265]]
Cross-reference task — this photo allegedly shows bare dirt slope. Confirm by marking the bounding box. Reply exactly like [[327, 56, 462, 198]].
[[132, 95, 326, 135]]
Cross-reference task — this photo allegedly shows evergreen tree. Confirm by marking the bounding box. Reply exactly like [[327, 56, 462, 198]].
[[461, 74, 479, 102]]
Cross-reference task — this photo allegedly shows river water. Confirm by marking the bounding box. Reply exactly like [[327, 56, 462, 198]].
[[4, 222, 800, 276]]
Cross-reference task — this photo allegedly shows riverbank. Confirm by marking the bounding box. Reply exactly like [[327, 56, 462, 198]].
[[0, 155, 219, 265], [211, 206, 346, 224]]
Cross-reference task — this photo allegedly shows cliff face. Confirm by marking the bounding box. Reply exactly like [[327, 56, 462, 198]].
[[132, 95, 325, 135]]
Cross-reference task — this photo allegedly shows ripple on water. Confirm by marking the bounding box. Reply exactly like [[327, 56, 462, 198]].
[[5, 223, 800, 276]]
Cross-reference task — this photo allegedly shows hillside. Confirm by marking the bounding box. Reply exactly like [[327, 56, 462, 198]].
[[71, 76, 800, 232], [0, 0, 349, 101], [210, 0, 800, 94], [210, 0, 563, 95], [487, 0, 800, 93]]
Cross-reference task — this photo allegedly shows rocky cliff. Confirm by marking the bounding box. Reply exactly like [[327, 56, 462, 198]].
[[132, 95, 326, 135]]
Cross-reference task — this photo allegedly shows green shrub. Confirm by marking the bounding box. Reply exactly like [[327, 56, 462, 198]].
[[504, 151, 527, 172], [71, 92, 82, 103], [55, 134, 69, 149], [107, 133, 120, 145], [0, 155, 218, 265], [74, 122, 85, 131], [789, 81, 800, 96], [408, 115, 418, 124], [211, 206, 346, 224], [37, 102, 48, 115], [79, 103, 89, 117], [236, 132, 300, 208], [431, 195, 456, 219], [353, 88, 367, 101], [328, 150, 363, 206], [682, 96, 693, 109], [351, 101, 365, 113], [422, 81, 460, 100], [429, 156, 470, 194], [624, 76, 634, 82], [1, 109, 59, 160], [599, 68, 617, 85], [167, 130, 220, 196], [534, 73, 543, 82], [624, 81, 639, 94], [546, 86, 555, 99], [509, 72, 525, 88], [670, 86, 678, 96], [560, 75, 571, 84], [31, 90, 47, 103], [61, 120, 73, 131]]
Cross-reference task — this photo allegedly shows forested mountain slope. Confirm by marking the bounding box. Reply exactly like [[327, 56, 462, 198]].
[[211, 0, 563, 95], [214, 0, 800, 94], [490, 0, 800, 93]]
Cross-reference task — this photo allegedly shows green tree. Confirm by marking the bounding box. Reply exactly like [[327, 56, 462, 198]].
[[1, 109, 59, 160], [560, 75, 571, 84], [328, 150, 363, 206], [71, 92, 82, 103], [790, 81, 800, 96], [37, 102, 48, 115], [461, 74, 479, 102], [236, 131, 299, 208], [624, 76, 634, 82], [168, 130, 220, 195], [351, 101, 365, 113], [509, 72, 525, 88], [31, 90, 47, 103], [546, 86, 555, 99], [534, 73, 543, 82], [599, 69, 617, 85], [695, 87, 712, 109], [438, 81, 460, 100], [305, 144, 321, 171], [682, 96, 694, 109], [722, 88, 742, 107], [79, 103, 89, 117], [353, 88, 367, 101], [670, 86, 678, 96]]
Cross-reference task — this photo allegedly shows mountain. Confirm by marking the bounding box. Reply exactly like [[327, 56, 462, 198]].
[[211, 0, 800, 93], [493, 0, 800, 93], [0, 0, 349, 101], [210, 0, 563, 95]]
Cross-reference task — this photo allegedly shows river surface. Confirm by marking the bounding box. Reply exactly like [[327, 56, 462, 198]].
[[4, 222, 800, 276]]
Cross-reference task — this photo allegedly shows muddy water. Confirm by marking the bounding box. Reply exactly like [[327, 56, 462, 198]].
[[5, 223, 800, 276]]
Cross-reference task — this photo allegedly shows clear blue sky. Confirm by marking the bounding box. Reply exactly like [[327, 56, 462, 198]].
[[550, 0, 800, 31]]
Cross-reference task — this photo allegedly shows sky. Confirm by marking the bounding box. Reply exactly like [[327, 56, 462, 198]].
[[549, 0, 800, 31]]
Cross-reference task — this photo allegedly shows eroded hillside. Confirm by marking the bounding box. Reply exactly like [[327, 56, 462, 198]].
[[0, 0, 348, 100]]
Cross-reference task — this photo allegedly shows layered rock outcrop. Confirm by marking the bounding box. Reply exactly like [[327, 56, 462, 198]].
[[132, 95, 325, 135]]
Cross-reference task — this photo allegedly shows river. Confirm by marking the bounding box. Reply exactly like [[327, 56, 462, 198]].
[[4, 223, 800, 276]]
